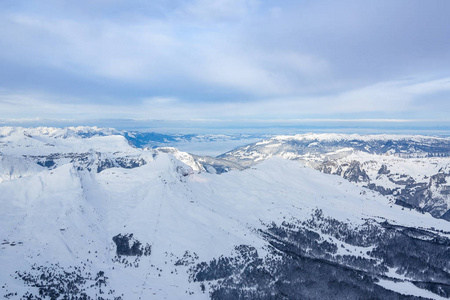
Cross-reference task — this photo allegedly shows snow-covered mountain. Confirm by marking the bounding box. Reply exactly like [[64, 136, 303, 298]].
[[0, 127, 243, 179], [0, 126, 154, 179], [0, 126, 265, 157], [1, 127, 450, 299], [219, 133, 450, 221]]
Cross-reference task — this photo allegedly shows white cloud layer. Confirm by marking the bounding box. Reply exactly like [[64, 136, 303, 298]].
[[1, 77, 449, 121], [0, 0, 449, 122]]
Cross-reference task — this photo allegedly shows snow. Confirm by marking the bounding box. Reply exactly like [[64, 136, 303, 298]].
[[273, 132, 450, 143], [0, 155, 45, 183], [1, 127, 449, 298], [0, 133, 133, 156], [377, 279, 448, 300], [223, 132, 450, 217]]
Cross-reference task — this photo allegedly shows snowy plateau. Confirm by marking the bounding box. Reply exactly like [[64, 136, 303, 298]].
[[0, 126, 450, 300]]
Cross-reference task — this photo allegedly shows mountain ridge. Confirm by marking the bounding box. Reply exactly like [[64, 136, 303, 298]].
[[1, 127, 450, 299], [219, 133, 450, 221]]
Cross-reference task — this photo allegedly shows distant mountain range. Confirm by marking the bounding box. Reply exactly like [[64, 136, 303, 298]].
[[219, 133, 450, 221]]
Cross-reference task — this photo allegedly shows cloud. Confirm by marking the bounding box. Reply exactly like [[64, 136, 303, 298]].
[[1, 77, 449, 121], [2, 14, 178, 81], [1, 6, 332, 100], [248, 77, 450, 119], [0, 0, 449, 122], [177, 0, 259, 22]]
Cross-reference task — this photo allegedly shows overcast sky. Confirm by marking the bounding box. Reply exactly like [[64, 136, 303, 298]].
[[1, 0, 450, 126]]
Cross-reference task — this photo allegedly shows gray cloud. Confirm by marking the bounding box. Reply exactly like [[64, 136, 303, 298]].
[[0, 0, 449, 121]]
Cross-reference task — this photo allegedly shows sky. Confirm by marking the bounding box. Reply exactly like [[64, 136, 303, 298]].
[[0, 0, 450, 131]]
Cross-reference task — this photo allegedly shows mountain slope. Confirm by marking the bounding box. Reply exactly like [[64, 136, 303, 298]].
[[1, 128, 450, 299], [0, 126, 245, 177], [219, 133, 450, 220], [1, 155, 449, 299]]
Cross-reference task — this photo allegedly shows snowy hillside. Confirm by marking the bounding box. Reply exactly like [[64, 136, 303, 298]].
[[0, 126, 238, 180], [1, 127, 450, 299], [220, 133, 450, 221], [0, 126, 265, 157]]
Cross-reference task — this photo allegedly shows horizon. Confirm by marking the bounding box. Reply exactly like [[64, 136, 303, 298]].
[[1, 118, 450, 137]]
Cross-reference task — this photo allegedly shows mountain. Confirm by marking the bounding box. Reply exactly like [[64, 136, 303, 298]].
[[0, 125, 265, 157], [219, 133, 450, 221], [0, 126, 242, 179], [0, 126, 154, 178], [1, 127, 450, 299]]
